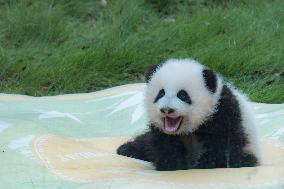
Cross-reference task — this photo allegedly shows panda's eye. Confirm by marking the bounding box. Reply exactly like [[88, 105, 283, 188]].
[[177, 90, 191, 104], [154, 89, 165, 103]]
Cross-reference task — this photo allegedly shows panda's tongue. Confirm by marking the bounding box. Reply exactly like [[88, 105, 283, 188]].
[[164, 116, 182, 133]]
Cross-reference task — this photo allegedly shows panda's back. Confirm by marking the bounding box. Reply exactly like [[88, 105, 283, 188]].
[[193, 84, 261, 168], [230, 85, 263, 164]]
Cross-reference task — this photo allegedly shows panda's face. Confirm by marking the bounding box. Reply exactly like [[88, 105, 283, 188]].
[[145, 59, 222, 135], [151, 88, 193, 134]]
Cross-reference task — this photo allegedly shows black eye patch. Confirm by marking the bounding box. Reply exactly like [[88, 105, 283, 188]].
[[177, 90, 191, 104], [154, 89, 165, 103]]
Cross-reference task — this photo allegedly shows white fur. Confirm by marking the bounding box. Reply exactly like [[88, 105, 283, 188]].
[[145, 59, 223, 134], [230, 87, 263, 163], [145, 58, 261, 162]]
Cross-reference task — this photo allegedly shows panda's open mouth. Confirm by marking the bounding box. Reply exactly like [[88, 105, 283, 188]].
[[164, 116, 183, 134]]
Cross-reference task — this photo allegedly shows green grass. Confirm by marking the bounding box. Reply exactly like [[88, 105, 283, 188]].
[[0, 0, 283, 103]]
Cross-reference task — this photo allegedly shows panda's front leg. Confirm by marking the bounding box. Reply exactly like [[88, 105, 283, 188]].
[[117, 130, 188, 171], [153, 152, 188, 171], [117, 132, 152, 162], [150, 132, 188, 171]]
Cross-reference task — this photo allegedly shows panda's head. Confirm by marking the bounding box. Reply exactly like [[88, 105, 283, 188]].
[[145, 59, 223, 135]]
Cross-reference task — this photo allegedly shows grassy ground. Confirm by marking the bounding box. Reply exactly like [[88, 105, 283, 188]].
[[0, 0, 283, 103]]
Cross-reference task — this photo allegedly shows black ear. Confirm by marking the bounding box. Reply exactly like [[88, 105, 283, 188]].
[[202, 69, 217, 93], [145, 64, 160, 83]]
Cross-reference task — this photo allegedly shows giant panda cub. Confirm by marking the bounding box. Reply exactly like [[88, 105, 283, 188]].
[[117, 59, 262, 171]]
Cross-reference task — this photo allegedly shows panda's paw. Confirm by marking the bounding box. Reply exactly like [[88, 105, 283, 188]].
[[154, 158, 188, 171], [117, 142, 136, 158]]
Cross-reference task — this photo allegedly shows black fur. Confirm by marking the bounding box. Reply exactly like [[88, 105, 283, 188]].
[[195, 85, 258, 168], [177, 90, 191, 104], [117, 85, 258, 170], [145, 64, 160, 83], [154, 89, 165, 103], [202, 69, 217, 93]]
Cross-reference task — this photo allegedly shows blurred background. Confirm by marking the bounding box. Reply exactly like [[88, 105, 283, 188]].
[[0, 0, 283, 103]]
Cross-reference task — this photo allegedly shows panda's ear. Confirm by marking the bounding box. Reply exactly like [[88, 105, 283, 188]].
[[202, 69, 217, 93], [145, 64, 160, 83]]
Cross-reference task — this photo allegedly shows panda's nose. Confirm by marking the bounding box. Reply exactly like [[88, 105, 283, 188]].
[[160, 108, 175, 114]]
